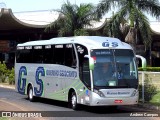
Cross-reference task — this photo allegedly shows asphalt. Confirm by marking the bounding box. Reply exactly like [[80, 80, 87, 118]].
[[0, 83, 159, 111]]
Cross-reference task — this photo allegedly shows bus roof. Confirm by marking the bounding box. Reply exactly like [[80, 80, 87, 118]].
[[17, 36, 133, 50]]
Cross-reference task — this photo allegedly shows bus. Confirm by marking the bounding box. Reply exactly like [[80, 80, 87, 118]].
[[15, 36, 139, 110]]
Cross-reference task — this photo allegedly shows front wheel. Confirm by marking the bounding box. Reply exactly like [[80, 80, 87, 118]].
[[28, 86, 35, 102], [69, 92, 79, 110]]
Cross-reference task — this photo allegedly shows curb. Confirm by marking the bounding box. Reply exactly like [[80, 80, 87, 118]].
[[0, 84, 15, 89], [138, 103, 160, 111]]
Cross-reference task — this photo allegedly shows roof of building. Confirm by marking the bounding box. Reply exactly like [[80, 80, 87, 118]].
[[150, 21, 160, 34], [0, 8, 160, 34], [0, 8, 46, 30]]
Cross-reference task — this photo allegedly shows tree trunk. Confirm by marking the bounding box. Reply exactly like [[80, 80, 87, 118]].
[[125, 27, 136, 51]]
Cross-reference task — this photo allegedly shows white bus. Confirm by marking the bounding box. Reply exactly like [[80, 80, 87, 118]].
[[15, 36, 139, 110]]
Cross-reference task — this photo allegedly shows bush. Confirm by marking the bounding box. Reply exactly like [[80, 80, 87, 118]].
[[0, 61, 8, 83], [8, 68, 15, 85], [139, 74, 158, 102], [0, 61, 15, 84]]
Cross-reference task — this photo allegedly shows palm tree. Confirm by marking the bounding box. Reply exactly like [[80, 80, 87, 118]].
[[97, 0, 160, 51], [45, 1, 99, 36]]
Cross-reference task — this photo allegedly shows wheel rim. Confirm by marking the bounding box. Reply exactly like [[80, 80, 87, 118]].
[[29, 88, 33, 100], [71, 94, 76, 107]]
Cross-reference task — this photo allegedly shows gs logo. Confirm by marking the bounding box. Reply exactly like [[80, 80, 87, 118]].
[[17, 66, 45, 96], [102, 42, 118, 47]]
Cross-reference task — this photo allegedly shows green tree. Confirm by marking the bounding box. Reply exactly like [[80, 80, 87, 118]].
[[45, 1, 99, 36], [97, 0, 160, 50]]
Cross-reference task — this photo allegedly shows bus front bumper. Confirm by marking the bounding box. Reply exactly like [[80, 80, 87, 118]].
[[84, 92, 139, 106]]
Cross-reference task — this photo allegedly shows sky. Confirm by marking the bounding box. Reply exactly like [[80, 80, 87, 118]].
[[0, 0, 158, 21], [0, 0, 99, 12]]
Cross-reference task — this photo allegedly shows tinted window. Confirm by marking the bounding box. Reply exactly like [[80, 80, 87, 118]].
[[64, 44, 77, 68], [43, 45, 54, 64], [75, 44, 88, 80], [75, 44, 88, 66], [32, 46, 43, 63], [16, 46, 32, 63], [16, 43, 79, 66], [54, 44, 65, 65]]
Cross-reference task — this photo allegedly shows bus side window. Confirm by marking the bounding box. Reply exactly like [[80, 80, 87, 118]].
[[32, 46, 43, 63], [54, 44, 65, 65], [16, 46, 32, 63], [43, 45, 54, 64], [16, 50, 23, 63], [65, 44, 77, 68], [75, 44, 88, 80], [24, 47, 33, 63]]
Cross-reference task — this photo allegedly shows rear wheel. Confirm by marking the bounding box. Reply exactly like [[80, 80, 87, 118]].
[[28, 86, 35, 102]]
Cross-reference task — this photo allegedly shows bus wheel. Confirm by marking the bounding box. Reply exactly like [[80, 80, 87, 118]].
[[69, 92, 79, 110], [28, 86, 35, 102]]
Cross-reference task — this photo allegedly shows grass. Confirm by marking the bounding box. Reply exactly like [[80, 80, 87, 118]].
[[0, 117, 8, 120], [149, 91, 160, 106]]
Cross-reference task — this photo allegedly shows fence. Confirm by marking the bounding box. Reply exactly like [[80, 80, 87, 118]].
[[138, 71, 160, 103]]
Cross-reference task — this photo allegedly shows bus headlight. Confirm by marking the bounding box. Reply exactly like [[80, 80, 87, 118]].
[[94, 89, 105, 97], [131, 90, 138, 97]]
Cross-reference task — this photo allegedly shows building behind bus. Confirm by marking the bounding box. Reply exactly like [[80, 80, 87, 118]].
[[0, 8, 160, 68]]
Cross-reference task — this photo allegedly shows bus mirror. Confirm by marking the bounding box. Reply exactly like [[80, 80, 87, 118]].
[[89, 57, 94, 70], [136, 55, 146, 70]]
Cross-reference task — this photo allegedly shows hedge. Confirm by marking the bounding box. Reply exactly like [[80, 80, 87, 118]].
[[138, 67, 160, 72]]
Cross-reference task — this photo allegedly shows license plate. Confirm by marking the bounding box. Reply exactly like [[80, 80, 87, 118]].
[[114, 100, 123, 103]]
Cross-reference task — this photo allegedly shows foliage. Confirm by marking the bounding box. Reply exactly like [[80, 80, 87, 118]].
[[138, 67, 160, 72], [45, 1, 99, 36], [0, 61, 8, 83], [7, 68, 15, 85], [139, 74, 158, 102], [0, 61, 15, 85], [74, 29, 89, 36], [96, 0, 160, 50]]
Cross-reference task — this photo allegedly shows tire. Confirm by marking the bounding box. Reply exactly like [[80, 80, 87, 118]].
[[69, 91, 79, 110], [28, 86, 35, 102]]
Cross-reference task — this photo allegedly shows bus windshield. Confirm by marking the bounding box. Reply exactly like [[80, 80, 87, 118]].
[[91, 49, 138, 89]]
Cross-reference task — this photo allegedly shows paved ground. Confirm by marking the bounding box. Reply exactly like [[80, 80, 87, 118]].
[[0, 83, 159, 112]]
